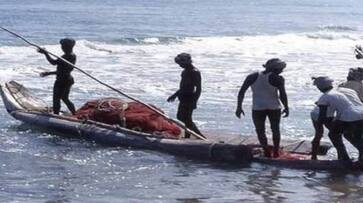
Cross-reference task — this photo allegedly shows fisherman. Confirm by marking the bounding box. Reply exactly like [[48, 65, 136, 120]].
[[310, 78, 335, 160], [313, 76, 363, 161], [235, 58, 289, 158], [338, 68, 363, 101], [311, 68, 363, 160], [167, 53, 205, 139], [38, 38, 77, 115]]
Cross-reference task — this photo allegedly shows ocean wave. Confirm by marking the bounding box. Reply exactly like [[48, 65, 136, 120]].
[[111, 36, 185, 45], [1, 32, 363, 57], [319, 25, 357, 32], [305, 32, 362, 40], [82, 41, 113, 53], [105, 32, 363, 46]]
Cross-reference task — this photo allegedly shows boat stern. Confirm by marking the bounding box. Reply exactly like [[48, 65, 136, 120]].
[[0, 82, 23, 113]]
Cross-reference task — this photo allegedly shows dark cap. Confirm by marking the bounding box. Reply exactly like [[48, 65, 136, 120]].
[[263, 58, 286, 70], [175, 53, 192, 65], [60, 38, 76, 48]]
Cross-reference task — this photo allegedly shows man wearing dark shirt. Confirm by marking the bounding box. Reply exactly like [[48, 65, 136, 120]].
[[38, 38, 76, 115], [167, 53, 205, 139]]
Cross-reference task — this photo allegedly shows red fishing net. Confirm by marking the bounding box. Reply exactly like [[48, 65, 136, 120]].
[[74, 98, 182, 139]]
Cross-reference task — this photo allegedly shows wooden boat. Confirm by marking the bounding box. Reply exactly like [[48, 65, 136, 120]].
[[196, 118, 362, 171], [242, 131, 362, 171], [0, 81, 253, 164], [2, 81, 362, 171]]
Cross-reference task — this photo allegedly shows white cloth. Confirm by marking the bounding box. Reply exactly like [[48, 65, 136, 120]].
[[251, 72, 281, 110], [313, 76, 333, 89], [311, 87, 360, 121], [310, 105, 335, 121], [337, 87, 363, 106], [338, 81, 363, 102], [317, 89, 363, 122]]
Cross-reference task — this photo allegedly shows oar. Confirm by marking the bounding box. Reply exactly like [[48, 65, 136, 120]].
[[0, 26, 207, 141]]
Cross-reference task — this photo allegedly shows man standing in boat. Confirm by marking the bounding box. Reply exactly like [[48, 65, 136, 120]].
[[38, 38, 77, 115], [167, 53, 205, 139], [235, 58, 289, 158]]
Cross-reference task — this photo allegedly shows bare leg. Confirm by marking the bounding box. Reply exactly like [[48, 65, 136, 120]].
[[252, 110, 269, 157], [61, 83, 76, 115], [268, 109, 281, 158]]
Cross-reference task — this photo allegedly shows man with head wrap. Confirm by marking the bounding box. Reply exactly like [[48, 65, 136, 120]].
[[167, 53, 205, 139], [235, 58, 289, 158], [310, 77, 335, 160], [312, 76, 363, 161], [338, 68, 363, 102], [38, 38, 77, 115]]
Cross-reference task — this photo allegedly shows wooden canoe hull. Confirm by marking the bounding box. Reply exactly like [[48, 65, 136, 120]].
[[1, 81, 252, 164]]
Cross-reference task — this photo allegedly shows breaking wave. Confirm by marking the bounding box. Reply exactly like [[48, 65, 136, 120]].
[[111, 36, 185, 45], [319, 25, 357, 32]]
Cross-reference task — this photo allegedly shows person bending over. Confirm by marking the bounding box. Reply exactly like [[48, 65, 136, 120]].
[[311, 68, 363, 160], [313, 76, 363, 161]]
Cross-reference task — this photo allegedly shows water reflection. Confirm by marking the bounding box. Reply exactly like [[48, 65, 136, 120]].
[[245, 166, 289, 202], [304, 171, 363, 202]]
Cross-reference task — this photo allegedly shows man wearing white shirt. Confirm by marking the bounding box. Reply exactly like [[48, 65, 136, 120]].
[[313, 76, 363, 161]]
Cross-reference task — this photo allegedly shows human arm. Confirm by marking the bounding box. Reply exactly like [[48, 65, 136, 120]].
[[167, 90, 179, 102], [311, 120, 324, 160], [235, 73, 258, 118], [38, 48, 58, 65], [310, 105, 328, 160], [271, 75, 289, 117], [310, 106, 325, 160], [40, 71, 56, 77], [192, 71, 202, 109]]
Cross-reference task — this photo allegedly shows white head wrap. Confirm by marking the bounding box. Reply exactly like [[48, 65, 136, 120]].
[[312, 76, 334, 89]]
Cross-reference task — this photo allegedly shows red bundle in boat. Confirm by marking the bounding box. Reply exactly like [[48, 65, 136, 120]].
[[75, 98, 182, 139], [276, 151, 309, 160]]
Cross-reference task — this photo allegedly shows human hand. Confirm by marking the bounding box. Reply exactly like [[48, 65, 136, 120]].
[[167, 95, 176, 102], [235, 107, 244, 118], [39, 72, 48, 77], [192, 101, 197, 109], [37, 47, 47, 54], [282, 108, 289, 117]]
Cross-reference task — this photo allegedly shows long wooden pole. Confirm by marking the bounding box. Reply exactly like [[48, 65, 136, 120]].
[[0, 26, 207, 141]]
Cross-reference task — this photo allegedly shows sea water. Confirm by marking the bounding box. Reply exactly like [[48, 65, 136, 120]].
[[1, 0, 363, 202]]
